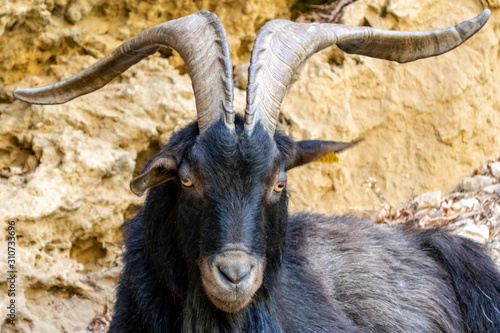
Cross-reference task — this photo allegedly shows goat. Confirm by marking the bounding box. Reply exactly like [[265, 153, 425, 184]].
[[14, 9, 500, 333]]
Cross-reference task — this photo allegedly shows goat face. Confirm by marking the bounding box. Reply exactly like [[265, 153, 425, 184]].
[[130, 117, 357, 313], [131, 119, 292, 312], [189, 121, 286, 313]]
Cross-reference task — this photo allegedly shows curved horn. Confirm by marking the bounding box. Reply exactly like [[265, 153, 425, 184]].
[[244, 9, 490, 135], [14, 10, 235, 133]]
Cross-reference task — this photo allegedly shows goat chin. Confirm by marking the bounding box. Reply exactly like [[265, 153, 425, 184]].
[[199, 254, 265, 313]]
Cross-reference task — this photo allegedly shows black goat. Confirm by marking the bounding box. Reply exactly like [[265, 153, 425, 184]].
[[14, 10, 500, 333]]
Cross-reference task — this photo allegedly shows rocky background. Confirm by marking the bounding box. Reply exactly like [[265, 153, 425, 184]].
[[0, 0, 499, 332]]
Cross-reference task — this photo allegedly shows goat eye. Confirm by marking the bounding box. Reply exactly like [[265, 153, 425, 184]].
[[180, 177, 193, 187], [274, 182, 286, 192]]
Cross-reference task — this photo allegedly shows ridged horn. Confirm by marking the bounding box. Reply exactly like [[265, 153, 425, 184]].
[[244, 9, 490, 136], [13, 10, 235, 133]]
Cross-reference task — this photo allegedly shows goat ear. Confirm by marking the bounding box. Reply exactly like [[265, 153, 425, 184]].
[[286, 138, 363, 170], [130, 155, 177, 196]]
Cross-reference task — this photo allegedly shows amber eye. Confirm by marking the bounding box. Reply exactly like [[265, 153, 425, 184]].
[[180, 177, 193, 187], [274, 182, 286, 192]]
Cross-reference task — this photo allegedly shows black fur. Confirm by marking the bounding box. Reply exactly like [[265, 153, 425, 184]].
[[109, 116, 500, 333], [417, 229, 500, 332]]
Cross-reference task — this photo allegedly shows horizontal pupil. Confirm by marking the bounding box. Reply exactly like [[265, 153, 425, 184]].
[[275, 183, 285, 191]]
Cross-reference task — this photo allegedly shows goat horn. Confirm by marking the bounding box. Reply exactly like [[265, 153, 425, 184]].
[[13, 10, 235, 133], [244, 9, 490, 136]]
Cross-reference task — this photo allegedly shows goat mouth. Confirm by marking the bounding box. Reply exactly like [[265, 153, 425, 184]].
[[205, 291, 253, 313], [199, 250, 265, 313]]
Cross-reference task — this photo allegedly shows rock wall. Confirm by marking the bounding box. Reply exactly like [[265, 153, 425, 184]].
[[0, 0, 499, 332]]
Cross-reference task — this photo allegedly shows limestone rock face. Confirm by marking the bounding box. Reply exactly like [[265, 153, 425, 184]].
[[1, 0, 499, 332]]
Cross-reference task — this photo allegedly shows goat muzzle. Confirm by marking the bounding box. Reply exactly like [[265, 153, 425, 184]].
[[199, 249, 264, 313]]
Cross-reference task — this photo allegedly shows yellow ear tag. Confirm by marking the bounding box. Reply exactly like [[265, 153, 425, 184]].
[[316, 152, 339, 163]]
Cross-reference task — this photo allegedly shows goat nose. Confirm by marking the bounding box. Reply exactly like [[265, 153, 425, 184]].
[[218, 262, 251, 285]]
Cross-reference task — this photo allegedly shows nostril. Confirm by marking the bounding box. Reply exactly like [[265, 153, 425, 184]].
[[218, 262, 251, 285]]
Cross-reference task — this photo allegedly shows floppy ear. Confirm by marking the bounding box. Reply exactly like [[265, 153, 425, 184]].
[[130, 154, 178, 196], [286, 138, 363, 170]]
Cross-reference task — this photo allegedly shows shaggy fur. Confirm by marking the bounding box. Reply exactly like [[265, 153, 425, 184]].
[[109, 117, 500, 333]]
